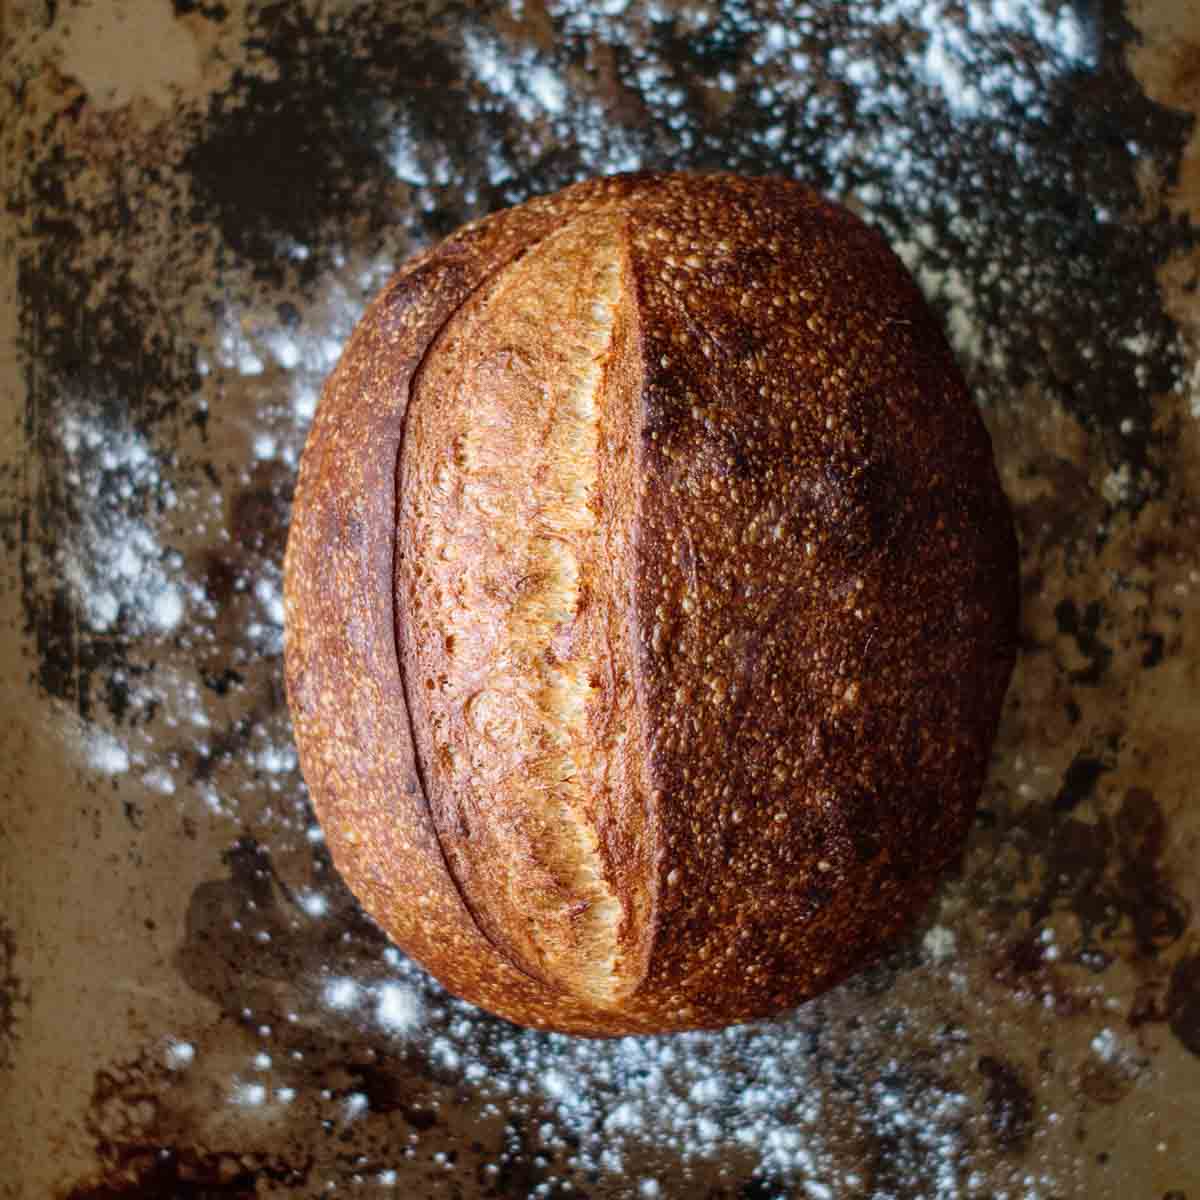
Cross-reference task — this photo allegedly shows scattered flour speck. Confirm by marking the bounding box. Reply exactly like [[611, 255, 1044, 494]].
[[321, 977, 362, 1012], [922, 925, 958, 963], [88, 728, 131, 775], [298, 890, 330, 918], [374, 982, 423, 1035], [56, 411, 187, 637], [232, 1081, 268, 1107], [163, 1040, 195, 1070]]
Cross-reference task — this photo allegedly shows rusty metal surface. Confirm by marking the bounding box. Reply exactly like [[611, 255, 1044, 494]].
[[2, 0, 1199, 1196]]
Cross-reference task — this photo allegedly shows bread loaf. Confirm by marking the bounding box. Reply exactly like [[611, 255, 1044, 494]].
[[283, 172, 1018, 1036]]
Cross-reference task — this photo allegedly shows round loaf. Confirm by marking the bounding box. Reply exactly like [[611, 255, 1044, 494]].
[[283, 172, 1018, 1036]]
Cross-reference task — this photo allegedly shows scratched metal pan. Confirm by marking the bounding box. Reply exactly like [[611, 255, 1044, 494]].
[[2, 0, 1199, 1196]]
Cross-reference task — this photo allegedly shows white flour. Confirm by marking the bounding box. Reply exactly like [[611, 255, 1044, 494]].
[[56, 410, 188, 636], [286, 928, 1067, 1197], [1185, 356, 1200, 420]]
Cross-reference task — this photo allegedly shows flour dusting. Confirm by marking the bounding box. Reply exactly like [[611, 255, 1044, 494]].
[[56, 410, 187, 636]]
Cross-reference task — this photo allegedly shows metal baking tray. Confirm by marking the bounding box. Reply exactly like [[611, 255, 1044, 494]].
[[3, 1, 1198, 1196]]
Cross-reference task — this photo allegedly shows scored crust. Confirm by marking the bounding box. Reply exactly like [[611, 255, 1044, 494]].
[[283, 172, 1019, 1035], [398, 212, 653, 1007]]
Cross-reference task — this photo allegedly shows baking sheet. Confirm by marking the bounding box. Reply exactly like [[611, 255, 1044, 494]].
[[2, 0, 1199, 1196]]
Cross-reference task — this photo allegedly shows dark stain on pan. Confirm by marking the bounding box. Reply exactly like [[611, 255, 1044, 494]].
[[1168, 953, 1200, 1058], [347, 1059, 440, 1128], [172, 0, 230, 19], [56, 1047, 314, 1199], [977, 1055, 1034, 1151], [980, 771, 1193, 1059], [62, 1147, 269, 1199], [1053, 598, 1114, 689], [229, 460, 293, 556], [1079, 1046, 1142, 1106], [1052, 750, 1111, 813], [181, 3, 478, 283], [14, 149, 198, 724], [1000, 787, 1191, 974], [990, 933, 1092, 1017], [1112, 789, 1191, 957], [69, 860, 563, 1198], [0, 462, 23, 582], [175, 837, 388, 1019], [0, 918, 28, 1073]]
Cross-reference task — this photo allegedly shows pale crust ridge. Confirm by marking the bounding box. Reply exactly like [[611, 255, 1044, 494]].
[[397, 213, 642, 1006]]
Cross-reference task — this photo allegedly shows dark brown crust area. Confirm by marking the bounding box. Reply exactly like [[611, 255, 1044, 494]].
[[620, 176, 1018, 1024], [283, 172, 1019, 1036]]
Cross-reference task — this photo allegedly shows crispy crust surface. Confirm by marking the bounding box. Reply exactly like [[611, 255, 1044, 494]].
[[283, 173, 1019, 1035]]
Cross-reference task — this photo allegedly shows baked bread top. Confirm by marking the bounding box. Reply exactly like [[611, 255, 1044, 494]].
[[283, 172, 1019, 1035]]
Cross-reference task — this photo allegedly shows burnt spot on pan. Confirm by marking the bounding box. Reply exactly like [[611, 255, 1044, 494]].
[[994, 786, 1191, 979], [62, 1147, 283, 1199], [181, 4, 478, 284], [171, 0, 230, 19], [977, 1055, 1035, 1151], [59, 1052, 310, 1199], [1168, 954, 1200, 1058], [1053, 599, 1114, 690], [174, 837, 388, 1020], [0, 918, 28, 1073]]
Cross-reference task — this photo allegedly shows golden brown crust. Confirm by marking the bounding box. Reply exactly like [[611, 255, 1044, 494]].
[[397, 212, 654, 1006], [283, 172, 1019, 1035]]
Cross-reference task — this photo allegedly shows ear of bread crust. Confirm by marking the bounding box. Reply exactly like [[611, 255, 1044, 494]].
[[397, 212, 658, 1008]]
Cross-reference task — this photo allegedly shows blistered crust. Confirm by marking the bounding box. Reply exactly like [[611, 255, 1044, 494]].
[[284, 173, 1019, 1035]]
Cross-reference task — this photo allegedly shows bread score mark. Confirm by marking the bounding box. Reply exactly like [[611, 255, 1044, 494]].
[[398, 215, 637, 1007]]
